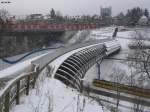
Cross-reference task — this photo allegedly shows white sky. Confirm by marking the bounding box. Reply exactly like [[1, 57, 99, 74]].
[[1, 0, 150, 16]]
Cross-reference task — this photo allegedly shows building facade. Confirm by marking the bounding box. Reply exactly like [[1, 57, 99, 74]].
[[100, 6, 112, 17]]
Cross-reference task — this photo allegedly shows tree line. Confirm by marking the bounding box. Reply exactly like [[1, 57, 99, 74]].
[[116, 7, 149, 26]]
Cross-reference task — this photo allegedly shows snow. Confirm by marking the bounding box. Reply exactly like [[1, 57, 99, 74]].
[[91, 27, 115, 35], [68, 30, 90, 44], [117, 31, 135, 38], [0, 52, 49, 79], [84, 59, 132, 85], [10, 70, 107, 112], [0, 48, 55, 71]]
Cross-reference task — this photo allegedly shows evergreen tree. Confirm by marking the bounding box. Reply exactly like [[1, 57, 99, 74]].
[[144, 8, 149, 18], [126, 7, 143, 26], [50, 8, 56, 19], [116, 12, 126, 25]]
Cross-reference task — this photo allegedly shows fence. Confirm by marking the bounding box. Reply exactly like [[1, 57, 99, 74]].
[[0, 64, 39, 112]]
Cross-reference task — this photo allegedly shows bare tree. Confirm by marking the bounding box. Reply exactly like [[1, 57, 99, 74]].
[[0, 9, 10, 31], [128, 30, 150, 81], [0, 9, 9, 20], [127, 30, 149, 111], [46, 90, 54, 112], [109, 68, 127, 112]]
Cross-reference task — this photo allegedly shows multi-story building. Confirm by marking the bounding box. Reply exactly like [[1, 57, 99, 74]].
[[100, 6, 112, 17]]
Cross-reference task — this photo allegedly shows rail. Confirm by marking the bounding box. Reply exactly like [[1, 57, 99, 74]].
[[0, 64, 39, 112]]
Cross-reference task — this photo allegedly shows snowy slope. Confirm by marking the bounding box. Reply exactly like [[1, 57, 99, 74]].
[[11, 67, 109, 112]]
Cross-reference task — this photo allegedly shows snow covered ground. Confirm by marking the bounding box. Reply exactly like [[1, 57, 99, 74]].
[[10, 71, 109, 112]]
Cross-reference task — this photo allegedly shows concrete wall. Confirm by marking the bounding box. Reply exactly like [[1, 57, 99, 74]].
[[0, 31, 67, 58]]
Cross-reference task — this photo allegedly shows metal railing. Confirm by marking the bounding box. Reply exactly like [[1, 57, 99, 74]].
[[0, 64, 39, 112]]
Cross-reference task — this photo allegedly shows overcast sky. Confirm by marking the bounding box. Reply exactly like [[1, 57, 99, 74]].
[[1, 0, 150, 16]]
